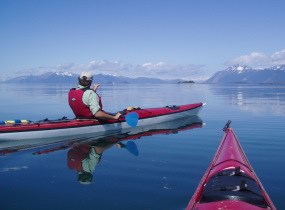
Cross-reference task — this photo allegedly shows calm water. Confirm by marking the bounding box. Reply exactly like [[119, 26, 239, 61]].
[[0, 83, 285, 210]]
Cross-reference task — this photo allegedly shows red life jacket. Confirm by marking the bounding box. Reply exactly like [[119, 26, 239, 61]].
[[67, 144, 91, 172], [68, 88, 103, 118]]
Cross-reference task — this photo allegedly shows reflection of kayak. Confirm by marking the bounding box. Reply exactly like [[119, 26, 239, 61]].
[[93, 115, 204, 143], [0, 102, 204, 141], [32, 115, 204, 156], [186, 121, 276, 210]]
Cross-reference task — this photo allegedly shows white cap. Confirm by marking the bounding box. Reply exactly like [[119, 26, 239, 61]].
[[79, 71, 93, 81]]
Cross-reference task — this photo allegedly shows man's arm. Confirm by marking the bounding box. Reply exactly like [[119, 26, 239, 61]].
[[94, 110, 122, 120]]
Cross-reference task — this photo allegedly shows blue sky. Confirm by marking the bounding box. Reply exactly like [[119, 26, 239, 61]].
[[1, 0, 285, 80]]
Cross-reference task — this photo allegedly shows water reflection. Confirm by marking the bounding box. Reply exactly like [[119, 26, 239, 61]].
[[209, 85, 285, 116], [0, 115, 204, 186], [68, 142, 116, 184], [67, 141, 139, 184], [66, 116, 203, 184]]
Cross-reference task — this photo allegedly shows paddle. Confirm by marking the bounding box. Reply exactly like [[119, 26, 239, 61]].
[[117, 141, 139, 156], [124, 112, 139, 127]]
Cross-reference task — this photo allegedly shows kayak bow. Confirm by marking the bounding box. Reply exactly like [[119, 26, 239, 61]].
[[186, 120, 276, 210]]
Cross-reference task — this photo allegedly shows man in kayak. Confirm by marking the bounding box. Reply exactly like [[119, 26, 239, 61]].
[[68, 71, 122, 120]]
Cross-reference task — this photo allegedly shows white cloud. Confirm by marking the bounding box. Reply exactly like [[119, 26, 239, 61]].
[[271, 49, 285, 64], [230, 52, 268, 67], [230, 49, 285, 68], [16, 60, 206, 80], [136, 62, 205, 80], [141, 62, 153, 68]]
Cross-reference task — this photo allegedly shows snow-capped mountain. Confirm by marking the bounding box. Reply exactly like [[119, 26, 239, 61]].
[[224, 64, 253, 73], [205, 64, 285, 84], [3, 71, 77, 83], [2, 71, 182, 84]]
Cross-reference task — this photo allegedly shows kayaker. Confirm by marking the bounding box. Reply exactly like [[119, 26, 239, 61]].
[[68, 71, 122, 120]]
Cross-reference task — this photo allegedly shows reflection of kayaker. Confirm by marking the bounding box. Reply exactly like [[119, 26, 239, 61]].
[[67, 141, 138, 184], [67, 142, 115, 184]]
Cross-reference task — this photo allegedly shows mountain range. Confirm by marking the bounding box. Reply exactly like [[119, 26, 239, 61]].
[[1, 72, 182, 84], [205, 64, 285, 84], [2, 64, 285, 84]]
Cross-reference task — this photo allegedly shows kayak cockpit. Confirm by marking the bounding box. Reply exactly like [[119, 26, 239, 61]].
[[201, 167, 269, 208]]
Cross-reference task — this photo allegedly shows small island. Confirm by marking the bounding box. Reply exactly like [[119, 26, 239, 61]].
[[178, 80, 195, 84]]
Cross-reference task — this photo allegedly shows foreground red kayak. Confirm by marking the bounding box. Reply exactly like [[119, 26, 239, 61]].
[[186, 121, 276, 210]]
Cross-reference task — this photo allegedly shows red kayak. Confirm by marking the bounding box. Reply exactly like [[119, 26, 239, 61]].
[[0, 102, 204, 141], [186, 121, 276, 210], [1, 115, 203, 156]]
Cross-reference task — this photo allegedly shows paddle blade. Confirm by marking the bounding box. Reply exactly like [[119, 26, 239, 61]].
[[125, 112, 139, 127], [125, 141, 139, 156]]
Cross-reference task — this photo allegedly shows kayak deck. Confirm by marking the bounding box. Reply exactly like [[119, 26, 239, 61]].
[[186, 121, 276, 210]]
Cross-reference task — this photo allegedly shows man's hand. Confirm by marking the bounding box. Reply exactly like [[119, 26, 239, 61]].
[[113, 112, 122, 120], [92, 84, 100, 92]]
